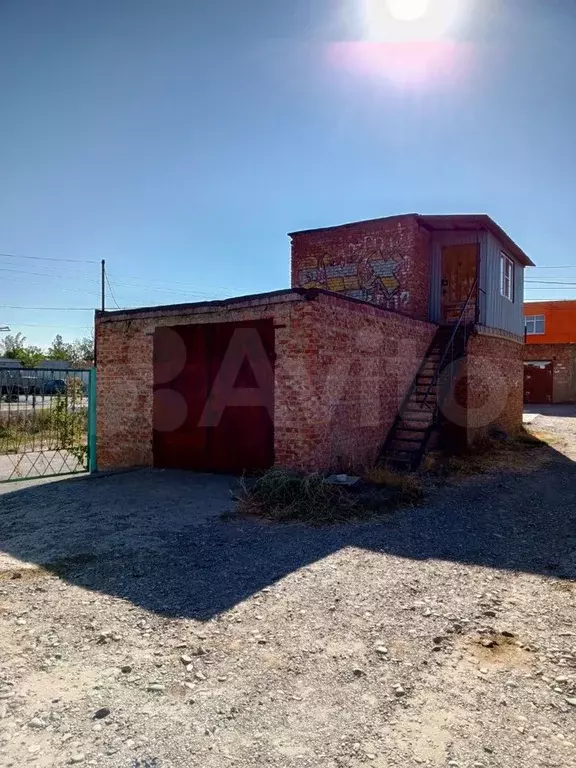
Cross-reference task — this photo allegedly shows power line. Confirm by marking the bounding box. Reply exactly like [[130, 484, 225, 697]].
[[7, 323, 93, 329], [0, 266, 98, 284], [0, 306, 95, 311], [526, 280, 576, 285], [1, 274, 101, 298], [105, 274, 121, 310], [108, 272, 235, 293], [0, 251, 98, 264]]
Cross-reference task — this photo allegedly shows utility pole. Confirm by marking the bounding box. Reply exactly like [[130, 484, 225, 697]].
[[101, 259, 106, 312]]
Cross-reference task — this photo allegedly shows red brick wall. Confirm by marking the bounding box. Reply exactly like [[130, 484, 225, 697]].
[[96, 291, 436, 473], [275, 293, 436, 471], [455, 332, 524, 440], [524, 343, 576, 402], [290, 215, 431, 321], [96, 295, 298, 470]]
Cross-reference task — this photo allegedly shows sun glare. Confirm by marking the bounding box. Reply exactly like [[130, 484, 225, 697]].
[[387, 0, 430, 22], [362, 0, 464, 41], [329, 0, 472, 89]]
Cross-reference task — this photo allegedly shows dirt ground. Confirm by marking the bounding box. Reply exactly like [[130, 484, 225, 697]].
[[0, 408, 575, 768]]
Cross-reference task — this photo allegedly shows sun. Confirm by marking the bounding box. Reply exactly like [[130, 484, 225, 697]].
[[361, 0, 464, 42], [387, 0, 431, 21]]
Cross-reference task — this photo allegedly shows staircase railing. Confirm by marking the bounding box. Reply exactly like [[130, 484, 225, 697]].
[[420, 276, 479, 412]]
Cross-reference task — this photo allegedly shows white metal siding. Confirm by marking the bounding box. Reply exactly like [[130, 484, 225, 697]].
[[483, 232, 525, 336]]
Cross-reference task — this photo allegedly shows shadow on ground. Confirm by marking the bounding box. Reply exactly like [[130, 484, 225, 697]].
[[523, 404, 576, 417], [0, 441, 575, 621]]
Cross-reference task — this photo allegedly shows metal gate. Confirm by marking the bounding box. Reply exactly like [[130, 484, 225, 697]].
[[0, 366, 96, 483], [153, 320, 275, 474], [524, 361, 553, 405]]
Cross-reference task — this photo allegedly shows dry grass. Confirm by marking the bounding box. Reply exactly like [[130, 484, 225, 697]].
[[237, 469, 359, 525], [433, 428, 554, 478], [363, 465, 424, 502], [237, 467, 425, 525], [0, 407, 88, 454]]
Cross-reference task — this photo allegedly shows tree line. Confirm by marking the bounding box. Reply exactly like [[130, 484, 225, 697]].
[[0, 332, 94, 368]]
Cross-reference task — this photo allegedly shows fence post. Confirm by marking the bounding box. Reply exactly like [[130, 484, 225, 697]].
[[88, 367, 98, 472]]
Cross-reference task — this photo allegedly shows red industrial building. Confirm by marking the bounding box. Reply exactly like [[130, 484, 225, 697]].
[[524, 300, 576, 404]]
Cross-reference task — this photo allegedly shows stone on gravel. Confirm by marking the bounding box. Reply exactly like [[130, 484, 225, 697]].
[[69, 754, 85, 764], [93, 707, 110, 719], [374, 645, 388, 655], [147, 683, 165, 692], [566, 698, 576, 707], [28, 717, 47, 729]]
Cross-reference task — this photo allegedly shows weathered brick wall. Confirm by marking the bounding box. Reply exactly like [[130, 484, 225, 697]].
[[290, 215, 431, 321], [96, 295, 299, 470], [524, 343, 576, 402], [96, 291, 436, 473], [462, 332, 524, 439], [276, 293, 436, 471]]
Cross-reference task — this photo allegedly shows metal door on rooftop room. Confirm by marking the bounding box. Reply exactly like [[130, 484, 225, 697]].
[[153, 320, 275, 473], [441, 243, 479, 323]]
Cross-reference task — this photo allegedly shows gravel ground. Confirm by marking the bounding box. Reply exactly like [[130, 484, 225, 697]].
[[0, 409, 575, 768]]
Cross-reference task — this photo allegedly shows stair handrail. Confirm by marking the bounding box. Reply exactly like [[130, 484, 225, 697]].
[[420, 276, 479, 410]]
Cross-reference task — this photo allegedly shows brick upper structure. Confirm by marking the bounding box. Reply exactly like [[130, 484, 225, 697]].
[[290, 215, 431, 321]]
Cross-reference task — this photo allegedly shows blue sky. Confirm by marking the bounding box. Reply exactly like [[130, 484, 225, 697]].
[[1, 0, 575, 347]]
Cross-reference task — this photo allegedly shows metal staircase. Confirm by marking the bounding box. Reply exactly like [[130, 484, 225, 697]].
[[379, 279, 478, 470]]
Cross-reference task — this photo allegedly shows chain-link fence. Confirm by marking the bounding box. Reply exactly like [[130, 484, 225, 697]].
[[0, 366, 95, 482]]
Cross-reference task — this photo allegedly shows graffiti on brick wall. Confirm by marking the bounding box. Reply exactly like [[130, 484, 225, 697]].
[[297, 248, 409, 307]]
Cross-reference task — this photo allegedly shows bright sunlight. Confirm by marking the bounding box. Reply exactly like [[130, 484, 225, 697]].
[[362, 0, 464, 41], [387, 0, 431, 22]]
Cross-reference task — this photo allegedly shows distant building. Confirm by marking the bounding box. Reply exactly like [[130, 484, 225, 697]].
[[524, 299, 576, 404]]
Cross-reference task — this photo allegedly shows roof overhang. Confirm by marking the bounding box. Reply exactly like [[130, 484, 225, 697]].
[[416, 214, 535, 267], [289, 213, 535, 267]]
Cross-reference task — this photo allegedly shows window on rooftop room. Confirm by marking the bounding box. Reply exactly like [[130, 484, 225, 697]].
[[525, 315, 546, 335], [500, 253, 514, 301]]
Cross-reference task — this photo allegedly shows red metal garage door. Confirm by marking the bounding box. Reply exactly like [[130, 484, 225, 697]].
[[523, 361, 553, 404], [153, 320, 275, 473]]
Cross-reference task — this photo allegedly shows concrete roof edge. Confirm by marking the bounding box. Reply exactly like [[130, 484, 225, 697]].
[[95, 288, 308, 321], [288, 213, 417, 238]]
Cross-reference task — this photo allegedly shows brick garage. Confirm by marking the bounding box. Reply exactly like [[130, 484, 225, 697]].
[[524, 343, 576, 403], [95, 289, 435, 473], [95, 212, 532, 473]]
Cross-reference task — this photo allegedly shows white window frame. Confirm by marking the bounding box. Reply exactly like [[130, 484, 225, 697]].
[[525, 314, 546, 335], [500, 252, 514, 301]]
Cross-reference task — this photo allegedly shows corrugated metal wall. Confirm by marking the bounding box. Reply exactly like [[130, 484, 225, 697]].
[[428, 228, 524, 336], [483, 231, 525, 337], [429, 230, 488, 324]]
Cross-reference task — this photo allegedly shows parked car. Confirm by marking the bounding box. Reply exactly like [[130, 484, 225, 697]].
[[41, 379, 67, 395]]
